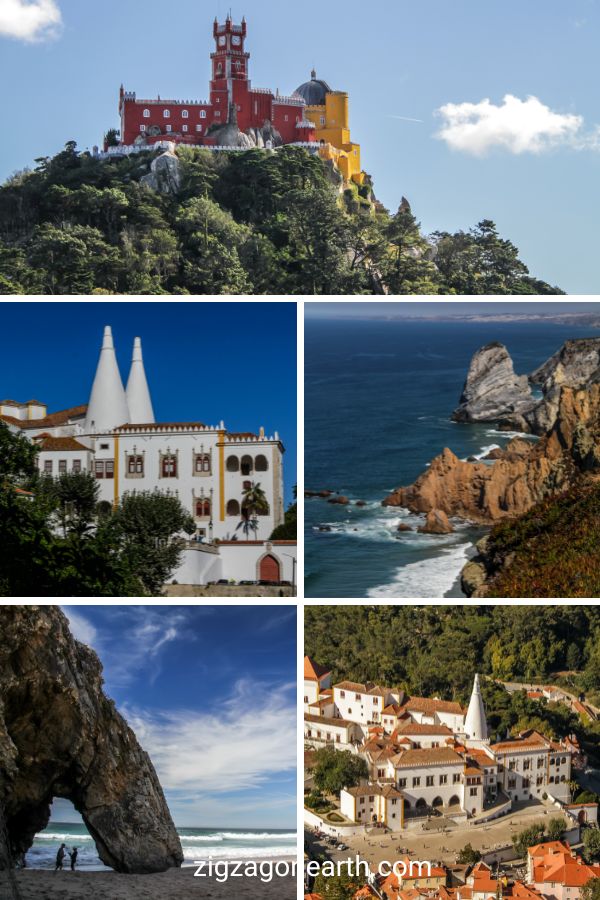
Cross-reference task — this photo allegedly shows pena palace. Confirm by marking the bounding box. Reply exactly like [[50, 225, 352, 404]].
[[116, 15, 365, 184]]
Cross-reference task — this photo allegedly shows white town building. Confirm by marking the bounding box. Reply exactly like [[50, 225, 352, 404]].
[[304, 669, 573, 829], [1, 326, 295, 587]]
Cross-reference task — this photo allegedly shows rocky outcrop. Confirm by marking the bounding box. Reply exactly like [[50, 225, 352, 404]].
[[0, 607, 182, 874], [452, 343, 535, 425], [530, 338, 600, 387], [417, 509, 454, 534], [140, 150, 182, 194], [384, 384, 600, 524]]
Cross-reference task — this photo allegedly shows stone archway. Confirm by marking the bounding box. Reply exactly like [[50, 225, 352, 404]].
[[0, 607, 182, 874]]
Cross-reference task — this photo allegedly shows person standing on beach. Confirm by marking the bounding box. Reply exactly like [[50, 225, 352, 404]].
[[70, 847, 78, 871], [55, 843, 66, 871]]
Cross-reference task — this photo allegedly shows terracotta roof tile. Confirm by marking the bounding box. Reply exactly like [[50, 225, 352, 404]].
[[36, 436, 89, 451], [304, 656, 331, 681], [0, 404, 87, 429]]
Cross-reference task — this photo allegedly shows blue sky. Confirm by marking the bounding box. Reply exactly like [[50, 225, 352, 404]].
[[0, 301, 296, 505], [51, 606, 297, 828], [2, 1, 600, 292]]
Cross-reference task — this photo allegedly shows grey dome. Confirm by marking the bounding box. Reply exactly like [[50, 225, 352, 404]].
[[294, 69, 331, 106]]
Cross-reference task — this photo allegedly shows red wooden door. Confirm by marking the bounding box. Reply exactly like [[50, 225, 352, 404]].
[[259, 555, 280, 582]]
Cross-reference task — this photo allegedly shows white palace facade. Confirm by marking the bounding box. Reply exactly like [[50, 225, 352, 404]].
[[1, 326, 295, 586], [304, 659, 573, 832]]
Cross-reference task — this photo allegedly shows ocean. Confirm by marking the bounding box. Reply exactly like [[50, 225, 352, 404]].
[[305, 316, 600, 598], [26, 823, 297, 870]]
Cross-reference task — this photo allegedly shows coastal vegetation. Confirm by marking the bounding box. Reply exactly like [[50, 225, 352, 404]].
[[0, 142, 562, 295], [0, 421, 194, 595], [485, 483, 600, 598]]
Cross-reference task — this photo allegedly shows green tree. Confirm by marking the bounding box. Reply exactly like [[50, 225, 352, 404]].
[[380, 199, 438, 294], [112, 491, 195, 595], [512, 822, 546, 858], [457, 843, 482, 865], [312, 869, 360, 900], [546, 818, 566, 842], [312, 748, 368, 795], [583, 828, 600, 863], [581, 878, 600, 900]]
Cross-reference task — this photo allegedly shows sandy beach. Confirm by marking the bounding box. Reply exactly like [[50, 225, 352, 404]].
[[8, 864, 297, 899]]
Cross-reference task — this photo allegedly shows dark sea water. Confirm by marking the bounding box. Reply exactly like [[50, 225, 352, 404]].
[[304, 317, 600, 599]]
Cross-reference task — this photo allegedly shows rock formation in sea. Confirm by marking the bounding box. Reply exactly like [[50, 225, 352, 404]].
[[0, 606, 183, 874], [452, 342, 536, 425], [384, 384, 600, 524]]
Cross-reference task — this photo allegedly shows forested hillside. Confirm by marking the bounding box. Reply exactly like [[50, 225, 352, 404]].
[[0, 142, 563, 295], [305, 605, 600, 700]]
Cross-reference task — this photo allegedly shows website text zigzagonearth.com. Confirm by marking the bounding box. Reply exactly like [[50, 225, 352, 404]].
[[193, 856, 433, 884]]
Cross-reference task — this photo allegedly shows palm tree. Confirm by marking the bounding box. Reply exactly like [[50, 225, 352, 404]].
[[237, 482, 269, 541]]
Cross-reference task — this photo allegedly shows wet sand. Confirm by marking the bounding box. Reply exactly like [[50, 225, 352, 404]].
[[9, 865, 297, 899]]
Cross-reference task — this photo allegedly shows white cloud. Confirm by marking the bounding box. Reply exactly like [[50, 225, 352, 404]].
[[63, 608, 98, 648], [0, 0, 62, 42], [435, 94, 583, 156], [122, 679, 296, 796]]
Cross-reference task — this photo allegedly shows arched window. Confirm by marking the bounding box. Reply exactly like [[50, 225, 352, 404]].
[[415, 798, 427, 810], [255, 454, 268, 472], [163, 109, 171, 118], [200, 110, 207, 119], [226, 455, 239, 472], [226, 499, 240, 516], [241, 455, 253, 475], [449, 795, 460, 807], [143, 109, 150, 118], [182, 109, 189, 118], [432, 796, 443, 808], [195, 499, 211, 518]]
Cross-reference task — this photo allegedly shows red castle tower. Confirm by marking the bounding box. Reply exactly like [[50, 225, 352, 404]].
[[118, 16, 316, 149]]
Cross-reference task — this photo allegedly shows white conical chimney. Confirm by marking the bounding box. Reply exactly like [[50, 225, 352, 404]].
[[84, 326, 130, 432], [464, 673, 488, 744], [126, 337, 155, 424]]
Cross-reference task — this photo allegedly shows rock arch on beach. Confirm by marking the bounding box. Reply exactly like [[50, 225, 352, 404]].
[[0, 606, 183, 874]]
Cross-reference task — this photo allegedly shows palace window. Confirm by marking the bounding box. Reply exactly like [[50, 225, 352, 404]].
[[354, 693, 361, 701], [127, 454, 144, 477], [398, 778, 406, 788], [196, 125, 203, 133], [182, 125, 188, 133], [255, 454, 268, 472], [412, 777, 420, 788], [439, 774, 447, 785], [58, 459, 67, 474], [194, 453, 211, 474], [72, 460, 81, 473], [339, 690, 345, 698], [320, 116, 325, 125], [140, 124, 146, 133], [537, 758, 545, 768], [161, 455, 177, 478], [284, 115, 288, 122], [44, 460, 52, 474], [523, 760, 530, 771], [241, 455, 253, 475], [215, 111, 221, 117], [226, 499, 240, 516], [226, 455, 239, 472], [426, 776, 434, 787], [143, 109, 150, 118], [166, 124, 172, 133], [163, 109, 171, 118], [95, 460, 114, 479], [453, 773, 461, 783], [469, 787, 478, 796], [182, 109, 189, 118], [195, 499, 211, 518], [200, 110, 207, 118]]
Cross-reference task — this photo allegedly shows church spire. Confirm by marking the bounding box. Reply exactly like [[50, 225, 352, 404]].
[[126, 337, 155, 424], [465, 673, 488, 743], [84, 326, 130, 433]]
